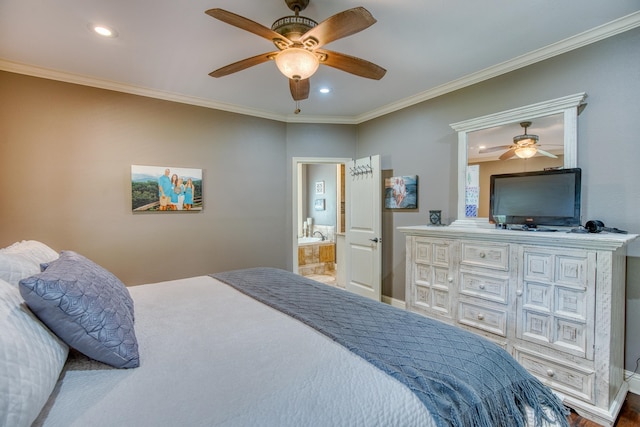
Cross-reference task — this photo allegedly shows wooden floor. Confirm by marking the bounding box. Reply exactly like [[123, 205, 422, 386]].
[[568, 393, 640, 426]]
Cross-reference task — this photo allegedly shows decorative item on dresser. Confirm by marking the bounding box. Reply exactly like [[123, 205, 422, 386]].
[[398, 225, 638, 427]]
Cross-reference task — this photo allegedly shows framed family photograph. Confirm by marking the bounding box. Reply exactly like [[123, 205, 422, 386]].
[[384, 175, 418, 209], [131, 165, 203, 212]]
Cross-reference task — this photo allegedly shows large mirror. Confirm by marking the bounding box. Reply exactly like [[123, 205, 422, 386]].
[[450, 93, 587, 227]]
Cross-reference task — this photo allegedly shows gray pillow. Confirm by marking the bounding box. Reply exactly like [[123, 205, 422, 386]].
[[19, 251, 139, 368]]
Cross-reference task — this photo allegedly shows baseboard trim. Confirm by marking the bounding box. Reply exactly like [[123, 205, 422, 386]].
[[382, 295, 406, 309], [626, 371, 640, 395]]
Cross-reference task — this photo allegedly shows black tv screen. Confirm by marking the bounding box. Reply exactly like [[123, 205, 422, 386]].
[[489, 168, 582, 227]]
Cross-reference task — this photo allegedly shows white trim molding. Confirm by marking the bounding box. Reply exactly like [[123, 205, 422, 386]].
[[1, 12, 638, 125], [626, 370, 640, 395]]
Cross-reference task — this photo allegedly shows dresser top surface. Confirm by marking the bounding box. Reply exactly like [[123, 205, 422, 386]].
[[398, 225, 638, 251]]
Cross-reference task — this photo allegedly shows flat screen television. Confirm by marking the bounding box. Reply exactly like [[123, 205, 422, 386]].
[[489, 168, 582, 228]]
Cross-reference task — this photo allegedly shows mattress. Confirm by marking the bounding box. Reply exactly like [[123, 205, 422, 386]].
[[34, 275, 437, 426]]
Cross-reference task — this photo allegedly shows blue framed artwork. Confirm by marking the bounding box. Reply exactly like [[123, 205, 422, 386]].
[[384, 175, 418, 209], [131, 165, 203, 212]]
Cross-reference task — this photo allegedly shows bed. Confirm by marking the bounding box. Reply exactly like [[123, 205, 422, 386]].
[[1, 241, 570, 427]]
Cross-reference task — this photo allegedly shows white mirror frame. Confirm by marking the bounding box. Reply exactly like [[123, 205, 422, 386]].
[[449, 92, 587, 228]]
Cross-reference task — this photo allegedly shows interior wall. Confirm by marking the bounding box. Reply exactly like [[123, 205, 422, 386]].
[[306, 164, 337, 230], [0, 71, 292, 285], [357, 27, 640, 370], [284, 123, 358, 270]]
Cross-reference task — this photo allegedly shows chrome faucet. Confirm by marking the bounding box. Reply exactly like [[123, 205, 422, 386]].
[[313, 231, 326, 241]]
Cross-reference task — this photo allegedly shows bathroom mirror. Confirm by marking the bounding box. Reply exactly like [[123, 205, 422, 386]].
[[450, 93, 587, 227]]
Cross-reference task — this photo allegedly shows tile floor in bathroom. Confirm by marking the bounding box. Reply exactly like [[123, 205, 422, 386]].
[[303, 269, 343, 288]]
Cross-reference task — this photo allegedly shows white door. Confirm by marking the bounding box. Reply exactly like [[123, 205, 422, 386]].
[[345, 155, 381, 301]]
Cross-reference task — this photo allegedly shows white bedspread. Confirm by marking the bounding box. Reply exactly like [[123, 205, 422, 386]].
[[34, 276, 436, 426]]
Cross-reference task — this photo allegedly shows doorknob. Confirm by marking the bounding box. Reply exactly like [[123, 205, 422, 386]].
[[369, 237, 381, 243]]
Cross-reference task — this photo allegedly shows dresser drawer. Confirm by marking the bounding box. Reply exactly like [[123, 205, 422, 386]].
[[514, 347, 594, 404], [460, 242, 509, 271], [459, 270, 509, 304], [458, 301, 507, 336]]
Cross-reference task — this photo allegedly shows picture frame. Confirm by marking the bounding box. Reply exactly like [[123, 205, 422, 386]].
[[314, 198, 325, 211], [131, 165, 203, 212], [315, 180, 325, 195], [384, 175, 418, 209]]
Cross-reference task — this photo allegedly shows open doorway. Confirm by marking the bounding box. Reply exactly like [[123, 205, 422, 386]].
[[292, 157, 350, 287]]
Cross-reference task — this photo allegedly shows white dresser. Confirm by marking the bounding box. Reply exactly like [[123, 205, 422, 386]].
[[398, 225, 637, 426]]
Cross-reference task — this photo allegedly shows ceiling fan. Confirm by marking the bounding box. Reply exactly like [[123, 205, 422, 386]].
[[479, 121, 560, 160], [205, 0, 386, 110]]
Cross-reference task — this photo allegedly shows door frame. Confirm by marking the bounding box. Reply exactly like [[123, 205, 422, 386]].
[[291, 157, 352, 274]]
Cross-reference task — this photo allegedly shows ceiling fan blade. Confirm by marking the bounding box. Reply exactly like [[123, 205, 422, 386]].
[[537, 149, 558, 158], [209, 52, 278, 78], [479, 145, 512, 154], [499, 148, 517, 160], [205, 9, 291, 47], [316, 49, 386, 80], [290, 78, 310, 101], [301, 7, 376, 48]]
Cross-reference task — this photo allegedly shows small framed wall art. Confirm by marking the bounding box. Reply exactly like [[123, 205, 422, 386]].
[[315, 180, 325, 195], [384, 175, 418, 209]]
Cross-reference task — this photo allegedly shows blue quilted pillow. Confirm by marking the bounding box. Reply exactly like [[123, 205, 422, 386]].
[[19, 251, 139, 368]]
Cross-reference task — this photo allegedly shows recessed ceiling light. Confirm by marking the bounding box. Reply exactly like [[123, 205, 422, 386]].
[[319, 87, 331, 94], [90, 24, 118, 38]]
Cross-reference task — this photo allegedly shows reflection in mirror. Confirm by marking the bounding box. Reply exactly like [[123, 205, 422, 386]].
[[467, 114, 564, 217], [450, 93, 587, 227]]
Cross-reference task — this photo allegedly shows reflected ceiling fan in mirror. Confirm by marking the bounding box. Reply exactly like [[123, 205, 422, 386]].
[[205, 0, 386, 113], [479, 121, 560, 160]]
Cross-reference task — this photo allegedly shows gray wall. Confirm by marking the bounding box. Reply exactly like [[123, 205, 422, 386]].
[[305, 164, 337, 229], [0, 71, 290, 285], [1, 27, 638, 370], [357, 27, 640, 370]]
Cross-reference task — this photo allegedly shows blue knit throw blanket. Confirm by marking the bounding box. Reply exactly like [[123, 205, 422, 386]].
[[211, 268, 569, 427]]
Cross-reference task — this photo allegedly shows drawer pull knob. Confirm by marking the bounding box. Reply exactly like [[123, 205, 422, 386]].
[[479, 284, 486, 290], [448, 277, 453, 283], [477, 313, 485, 320], [479, 252, 486, 258], [546, 369, 555, 377], [516, 290, 523, 297]]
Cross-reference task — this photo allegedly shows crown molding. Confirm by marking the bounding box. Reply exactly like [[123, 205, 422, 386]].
[[2, 11, 639, 125], [355, 11, 640, 124], [0, 59, 289, 123]]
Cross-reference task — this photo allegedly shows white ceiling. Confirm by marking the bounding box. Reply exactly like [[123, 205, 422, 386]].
[[1, 0, 639, 124]]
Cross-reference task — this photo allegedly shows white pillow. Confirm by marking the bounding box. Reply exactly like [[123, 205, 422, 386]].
[[0, 240, 59, 265], [0, 278, 69, 427], [0, 241, 59, 286]]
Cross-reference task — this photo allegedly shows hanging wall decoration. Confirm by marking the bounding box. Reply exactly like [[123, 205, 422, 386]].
[[384, 175, 418, 209], [131, 165, 203, 212]]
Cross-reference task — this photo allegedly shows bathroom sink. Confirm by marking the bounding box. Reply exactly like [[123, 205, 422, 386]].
[[297, 237, 323, 244]]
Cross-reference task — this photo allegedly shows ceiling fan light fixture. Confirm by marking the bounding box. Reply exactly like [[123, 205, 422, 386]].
[[512, 121, 539, 158], [514, 146, 537, 159], [274, 48, 319, 81], [513, 134, 539, 145]]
